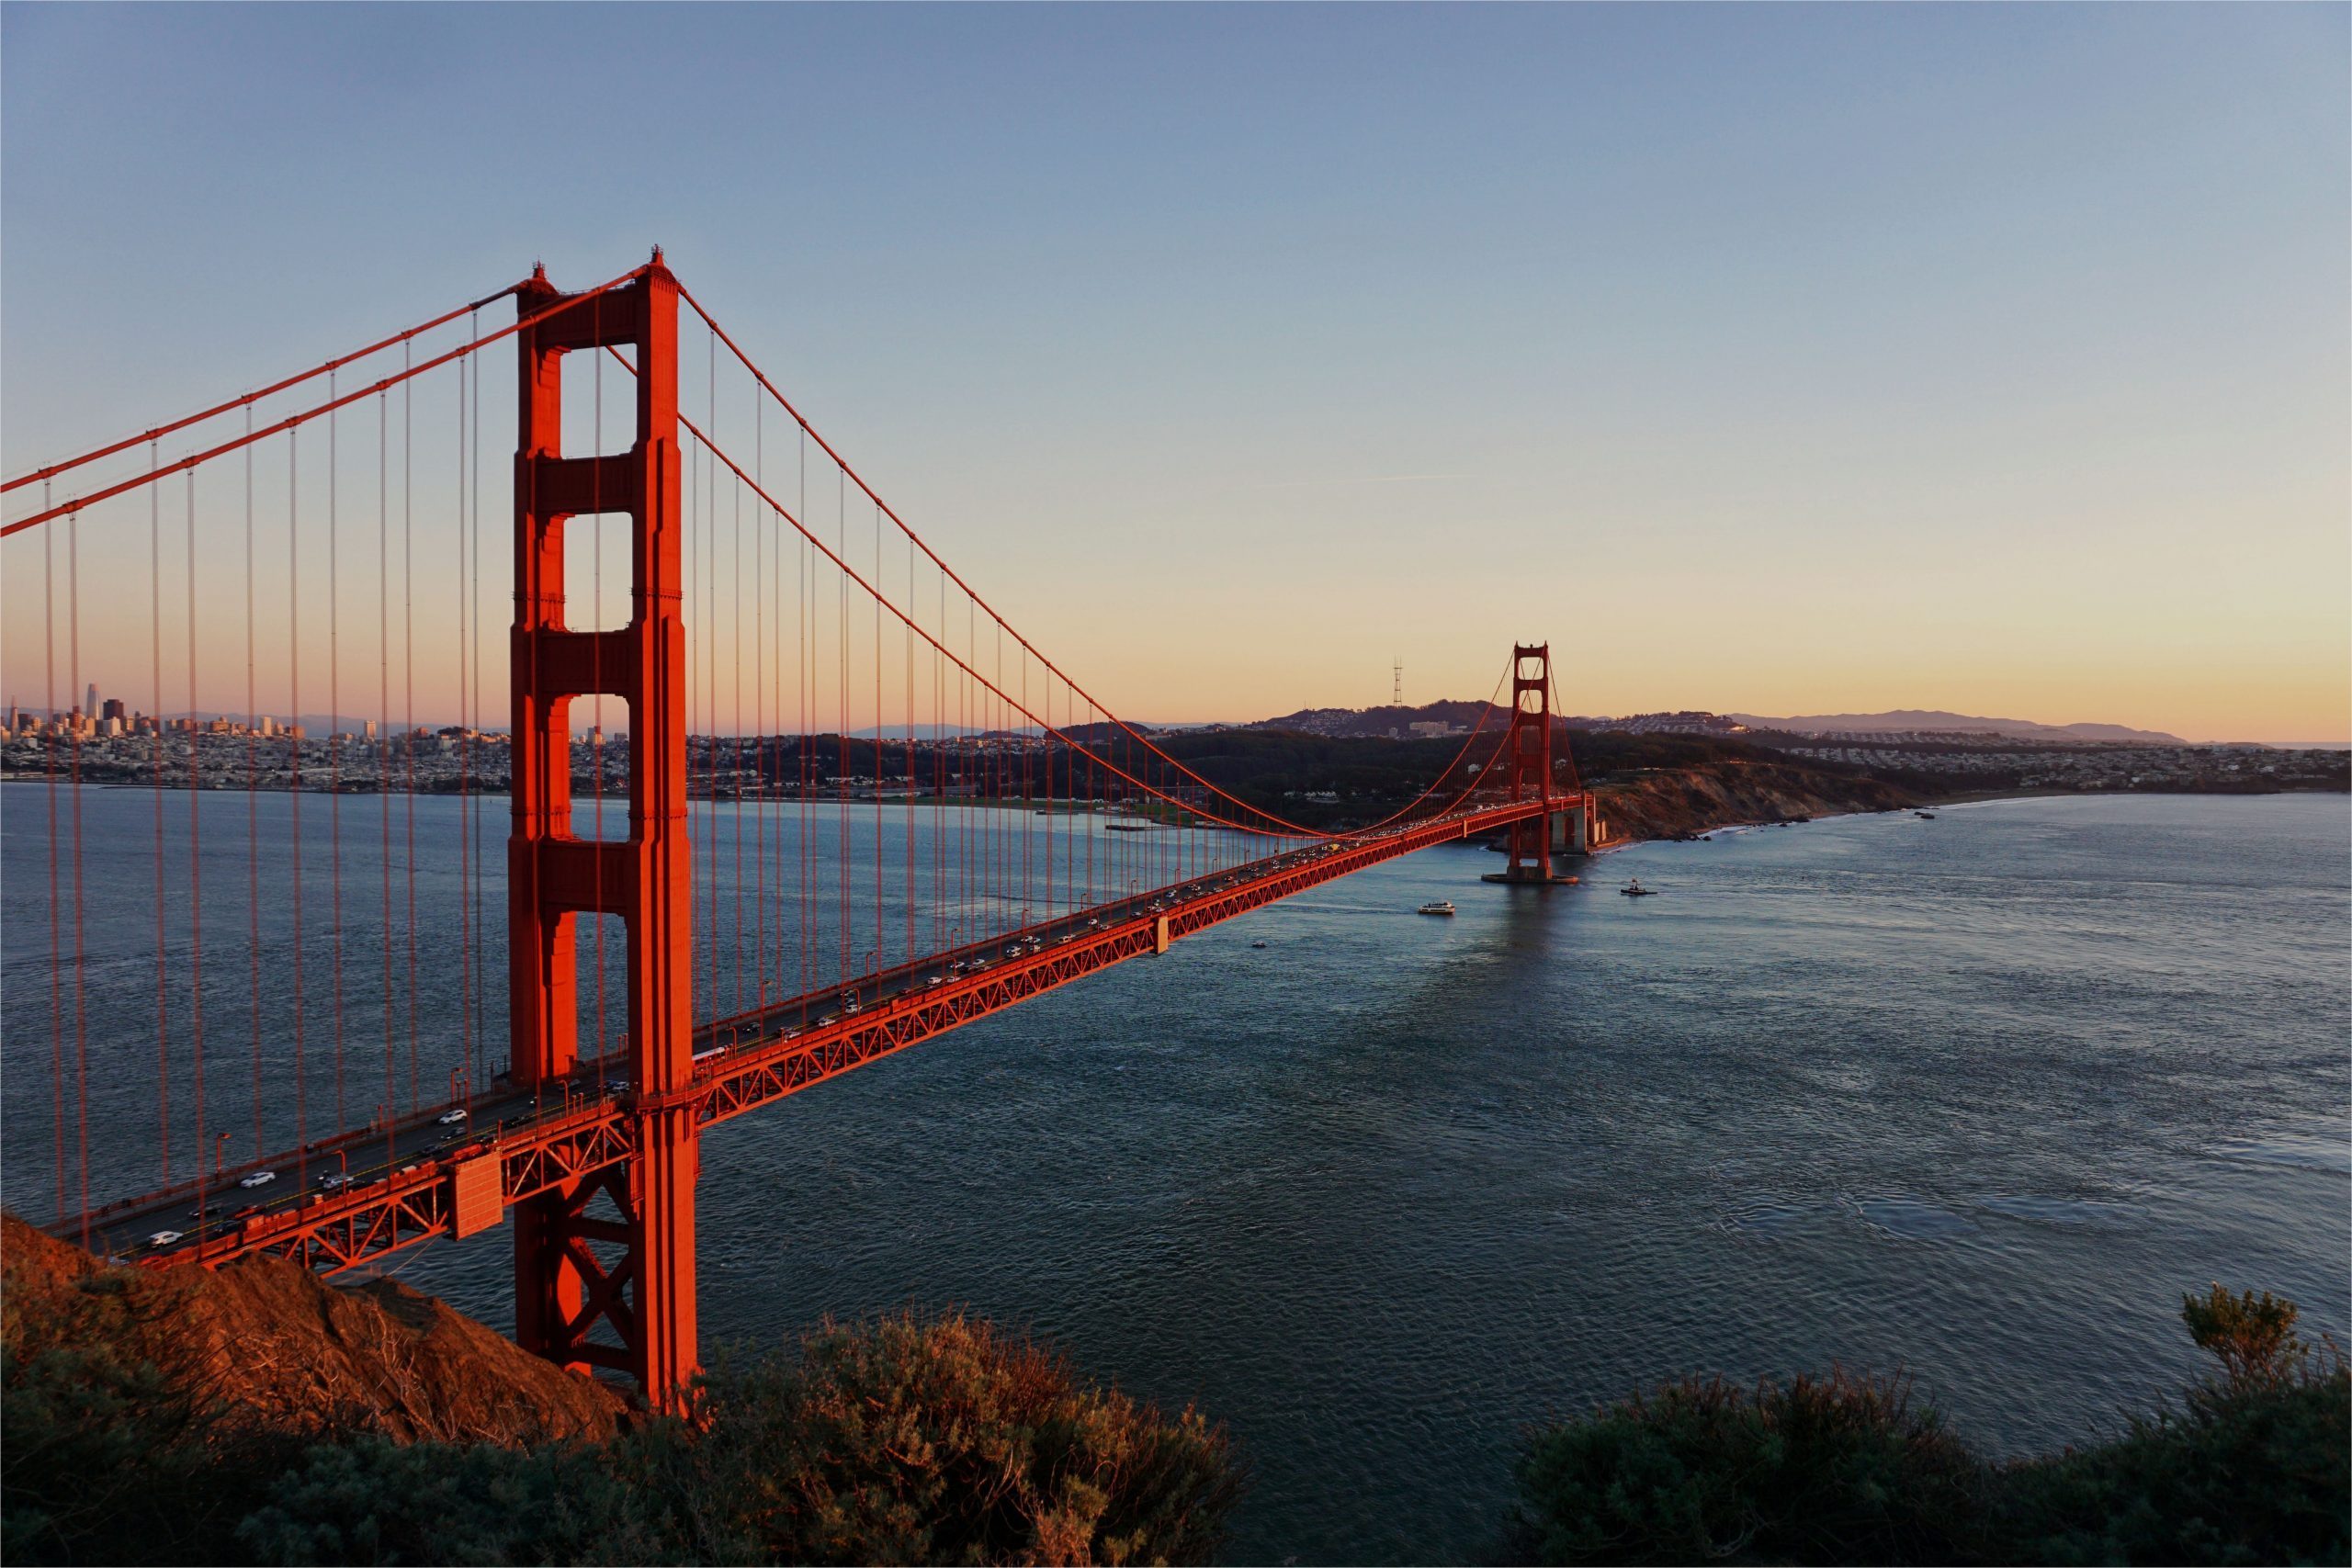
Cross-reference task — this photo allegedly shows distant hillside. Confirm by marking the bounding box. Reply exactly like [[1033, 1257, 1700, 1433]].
[[1729, 709, 2187, 745], [1246, 699, 1508, 739], [1242, 700, 2190, 748]]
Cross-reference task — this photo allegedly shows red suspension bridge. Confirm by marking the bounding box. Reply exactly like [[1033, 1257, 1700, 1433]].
[[2, 252, 1598, 1408]]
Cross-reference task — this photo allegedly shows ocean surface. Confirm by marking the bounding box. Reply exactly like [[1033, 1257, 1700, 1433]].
[[6, 788, 2348, 1562]]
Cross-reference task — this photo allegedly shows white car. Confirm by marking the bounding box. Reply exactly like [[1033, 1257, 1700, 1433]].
[[437, 1108, 469, 1125], [237, 1170, 277, 1190], [146, 1229, 183, 1247], [317, 1172, 350, 1190]]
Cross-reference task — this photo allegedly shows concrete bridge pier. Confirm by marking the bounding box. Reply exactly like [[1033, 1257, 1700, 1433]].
[[1480, 796, 1603, 885]]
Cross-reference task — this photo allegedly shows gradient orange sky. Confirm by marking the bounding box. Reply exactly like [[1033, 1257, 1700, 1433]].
[[6, 6, 2346, 743]]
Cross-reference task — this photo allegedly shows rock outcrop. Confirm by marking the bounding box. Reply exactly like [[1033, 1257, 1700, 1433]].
[[2, 1212, 622, 1445], [1592, 761, 1913, 843]]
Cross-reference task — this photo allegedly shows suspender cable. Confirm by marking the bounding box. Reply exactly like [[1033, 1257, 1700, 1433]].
[[245, 412, 263, 1163], [69, 508, 90, 1245], [378, 389, 395, 1138], [152, 445, 171, 1182], [837, 468, 848, 990], [329, 377, 346, 1135], [288, 429, 307, 1179], [755, 387, 767, 1003], [44, 491, 64, 1223], [402, 345, 418, 1113], [734, 457, 745, 1013], [186, 469, 207, 1226], [456, 331, 474, 1108], [906, 533, 915, 968], [873, 501, 883, 978], [469, 322, 487, 1100]]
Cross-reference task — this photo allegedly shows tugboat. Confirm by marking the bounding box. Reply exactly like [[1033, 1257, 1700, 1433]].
[[1621, 879, 1658, 897], [1417, 899, 1456, 917]]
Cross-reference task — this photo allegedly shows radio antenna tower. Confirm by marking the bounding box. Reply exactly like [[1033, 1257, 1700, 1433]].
[[1392, 657, 1404, 709]]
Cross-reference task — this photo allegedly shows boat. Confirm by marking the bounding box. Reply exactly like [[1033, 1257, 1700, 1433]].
[[1250, 940, 1268, 949], [1104, 821, 1150, 833], [1417, 900, 1456, 917], [1621, 879, 1657, 897], [1915, 810, 1937, 819]]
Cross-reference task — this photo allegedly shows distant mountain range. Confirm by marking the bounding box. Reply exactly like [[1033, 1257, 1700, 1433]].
[[1240, 700, 2195, 747], [1727, 710, 2188, 744]]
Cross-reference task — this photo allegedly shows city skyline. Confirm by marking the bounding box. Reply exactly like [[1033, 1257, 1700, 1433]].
[[5, 5, 2346, 742]]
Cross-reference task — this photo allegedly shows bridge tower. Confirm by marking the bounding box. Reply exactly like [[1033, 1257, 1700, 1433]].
[[1499, 642, 1568, 883], [509, 254, 697, 1408]]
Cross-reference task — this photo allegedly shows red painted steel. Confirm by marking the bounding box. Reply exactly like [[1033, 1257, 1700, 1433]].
[[14, 256, 1590, 1420], [1504, 643, 1558, 882], [2, 268, 645, 537], [117, 795, 1552, 1283], [1, 283, 522, 497], [509, 256, 697, 1410]]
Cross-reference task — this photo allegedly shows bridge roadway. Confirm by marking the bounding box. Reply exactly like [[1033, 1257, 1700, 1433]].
[[65, 795, 1558, 1273]]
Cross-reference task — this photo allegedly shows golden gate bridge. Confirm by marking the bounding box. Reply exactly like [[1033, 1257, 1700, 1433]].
[[2, 251, 1596, 1408]]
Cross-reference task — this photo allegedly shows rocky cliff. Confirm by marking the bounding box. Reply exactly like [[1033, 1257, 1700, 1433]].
[[1, 1212, 622, 1445], [1592, 760, 1914, 844]]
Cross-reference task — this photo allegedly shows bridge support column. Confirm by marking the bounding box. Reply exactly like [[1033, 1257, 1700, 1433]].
[[509, 254, 697, 1410], [1484, 643, 1579, 886]]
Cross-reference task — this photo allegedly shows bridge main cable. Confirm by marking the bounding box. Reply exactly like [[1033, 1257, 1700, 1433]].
[[3, 284, 526, 498], [623, 336, 1520, 843], [2, 266, 647, 536], [672, 283, 1384, 840], [632, 298, 1521, 843]]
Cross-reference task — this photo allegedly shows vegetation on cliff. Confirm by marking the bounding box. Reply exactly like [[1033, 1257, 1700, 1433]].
[[1587, 759, 1911, 842], [3, 1219, 1239, 1566], [1507, 1285, 2349, 1566]]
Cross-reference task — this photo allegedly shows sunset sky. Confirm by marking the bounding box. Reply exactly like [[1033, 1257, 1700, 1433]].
[[5, 5, 2346, 742]]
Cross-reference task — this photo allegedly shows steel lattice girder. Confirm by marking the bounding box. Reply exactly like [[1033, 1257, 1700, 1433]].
[[135, 799, 1554, 1278]]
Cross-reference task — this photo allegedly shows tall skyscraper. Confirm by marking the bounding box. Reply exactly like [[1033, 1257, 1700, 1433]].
[[85, 682, 98, 717]]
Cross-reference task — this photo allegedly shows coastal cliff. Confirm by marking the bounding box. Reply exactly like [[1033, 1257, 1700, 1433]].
[[1, 1212, 621, 1446], [1590, 760, 1915, 844], [3, 1215, 1238, 1566]]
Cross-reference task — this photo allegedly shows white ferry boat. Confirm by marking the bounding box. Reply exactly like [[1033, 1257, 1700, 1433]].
[[1417, 900, 1456, 916]]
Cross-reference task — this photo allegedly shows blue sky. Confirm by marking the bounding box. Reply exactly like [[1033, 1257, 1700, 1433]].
[[5, 4, 2346, 739]]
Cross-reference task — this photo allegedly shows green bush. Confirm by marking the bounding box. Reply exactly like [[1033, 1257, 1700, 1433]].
[[235, 1437, 678, 1567], [2, 1271, 309, 1566], [2, 1336, 253, 1564], [75, 1309, 1241, 1567], [1507, 1369, 1984, 1565], [663, 1311, 1242, 1565], [1508, 1290, 2350, 1568], [1994, 1287, 2349, 1566]]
